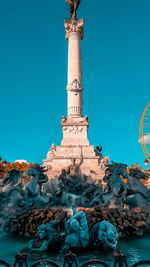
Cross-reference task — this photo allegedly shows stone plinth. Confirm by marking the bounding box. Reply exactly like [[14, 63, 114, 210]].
[[61, 115, 89, 146], [43, 144, 101, 179]]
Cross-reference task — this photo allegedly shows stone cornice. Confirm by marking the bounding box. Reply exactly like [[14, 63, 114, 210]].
[[61, 115, 89, 127], [61, 119, 89, 128], [61, 122, 89, 127], [64, 18, 84, 40]]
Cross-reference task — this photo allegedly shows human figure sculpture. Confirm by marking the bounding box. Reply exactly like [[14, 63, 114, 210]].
[[98, 157, 110, 188], [61, 207, 89, 252], [50, 144, 56, 152], [91, 221, 119, 250], [54, 167, 103, 207], [24, 164, 50, 206], [28, 221, 64, 252], [65, 0, 81, 20], [66, 158, 81, 176], [66, 147, 83, 177], [28, 208, 89, 253], [47, 144, 56, 160]]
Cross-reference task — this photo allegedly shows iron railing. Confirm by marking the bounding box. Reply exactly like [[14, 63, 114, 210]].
[[0, 251, 150, 267]]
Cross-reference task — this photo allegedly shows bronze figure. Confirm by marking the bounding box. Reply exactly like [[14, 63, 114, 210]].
[[65, 0, 81, 20]]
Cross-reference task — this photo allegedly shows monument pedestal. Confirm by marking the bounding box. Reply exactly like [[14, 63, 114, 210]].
[[43, 115, 103, 179], [43, 146, 102, 179], [61, 115, 89, 146]]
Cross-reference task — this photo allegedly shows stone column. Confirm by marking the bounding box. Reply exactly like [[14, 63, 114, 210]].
[[65, 18, 84, 117]]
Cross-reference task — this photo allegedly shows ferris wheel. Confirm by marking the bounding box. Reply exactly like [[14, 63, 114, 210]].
[[139, 102, 150, 164]]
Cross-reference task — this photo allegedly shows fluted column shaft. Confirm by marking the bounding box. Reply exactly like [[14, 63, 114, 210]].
[[65, 18, 84, 117]]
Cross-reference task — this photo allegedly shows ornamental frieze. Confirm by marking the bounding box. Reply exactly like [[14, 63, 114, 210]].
[[63, 125, 87, 135]]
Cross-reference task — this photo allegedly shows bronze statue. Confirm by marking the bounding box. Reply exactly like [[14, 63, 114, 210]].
[[65, 0, 81, 20]]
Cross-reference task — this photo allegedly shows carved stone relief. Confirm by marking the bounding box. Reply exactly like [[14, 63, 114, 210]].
[[63, 126, 87, 135], [67, 79, 82, 92]]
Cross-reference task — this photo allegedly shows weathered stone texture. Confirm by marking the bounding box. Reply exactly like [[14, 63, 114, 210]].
[[9, 207, 150, 238]]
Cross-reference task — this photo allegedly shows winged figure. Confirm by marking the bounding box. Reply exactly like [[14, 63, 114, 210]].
[[65, 0, 81, 20]]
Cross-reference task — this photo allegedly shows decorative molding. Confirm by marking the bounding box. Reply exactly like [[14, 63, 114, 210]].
[[67, 79, 82, 92], [68, 106, 82, 116], [64, 18, 84, 40]]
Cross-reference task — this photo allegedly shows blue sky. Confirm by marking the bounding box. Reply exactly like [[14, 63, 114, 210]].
[[0, 0, 150, 167]]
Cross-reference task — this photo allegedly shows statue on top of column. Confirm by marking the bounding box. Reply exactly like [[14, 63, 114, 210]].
[[65, 0, 81, 20]]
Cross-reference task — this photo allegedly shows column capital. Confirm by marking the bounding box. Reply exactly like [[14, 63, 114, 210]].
[[64, 18, 84, 40]]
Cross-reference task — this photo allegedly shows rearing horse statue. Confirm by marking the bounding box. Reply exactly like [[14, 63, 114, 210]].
[[103, 162, 128, 206]]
